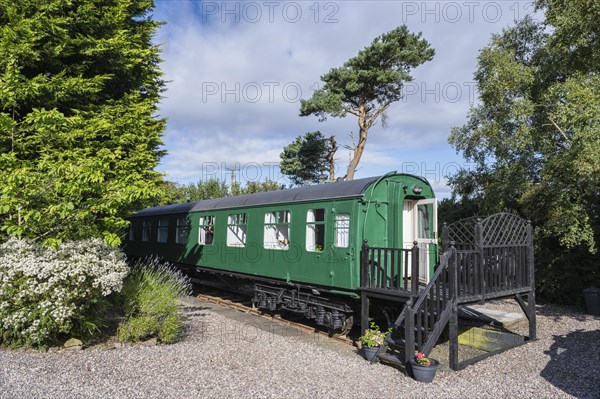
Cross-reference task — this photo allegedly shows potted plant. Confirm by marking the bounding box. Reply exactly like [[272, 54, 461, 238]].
[[359, 322, 391, 362], [409, 352, 439, 383]]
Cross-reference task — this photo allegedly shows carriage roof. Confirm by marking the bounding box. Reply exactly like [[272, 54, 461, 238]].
[[131, 173, 429, 217]]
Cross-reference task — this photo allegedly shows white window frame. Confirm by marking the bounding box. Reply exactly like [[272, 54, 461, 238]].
[[227, 213, 247, 247], [306, 209, 325, 252], [199, 215, 215, 246], [334, 213, 350, 248], [264, 210, 290, 250]]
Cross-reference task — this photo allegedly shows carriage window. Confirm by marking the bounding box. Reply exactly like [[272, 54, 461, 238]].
[[334, 214, 350, 248], [128, 222, 136, 241], [227, 213, 247, 247], [264, 211, 290, 250], [306, 209, 325, 252], [141, 220, 151, 242], [176, 217, 190, 244], [157, 219, 169, 243], [417, 204, 431, 239], [199, 215, 215, 245]]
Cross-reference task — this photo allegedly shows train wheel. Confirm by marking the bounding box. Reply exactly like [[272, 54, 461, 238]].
[[328, 314, 354, 337]]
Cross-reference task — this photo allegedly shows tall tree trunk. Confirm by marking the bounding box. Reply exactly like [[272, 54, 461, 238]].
[[346, 105, 368, 180], [328, 135, 337, 182]]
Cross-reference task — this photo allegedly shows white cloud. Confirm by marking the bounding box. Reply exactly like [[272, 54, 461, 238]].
[[153, 1, 542, 193]]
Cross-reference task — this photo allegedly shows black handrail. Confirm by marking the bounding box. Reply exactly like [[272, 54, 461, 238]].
[[405, 246, 456, 359]]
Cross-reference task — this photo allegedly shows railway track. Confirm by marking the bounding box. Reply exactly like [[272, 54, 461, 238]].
[[195, 288, 355, 346]]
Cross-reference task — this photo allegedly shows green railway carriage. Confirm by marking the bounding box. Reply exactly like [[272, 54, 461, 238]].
[[124, 172, 438, 331]]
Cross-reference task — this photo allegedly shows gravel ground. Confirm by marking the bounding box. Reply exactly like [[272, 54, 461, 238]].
[[0, 298, 598, 399]]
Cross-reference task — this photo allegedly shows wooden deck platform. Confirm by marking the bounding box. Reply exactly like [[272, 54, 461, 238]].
[[359, 213, 536, 371]]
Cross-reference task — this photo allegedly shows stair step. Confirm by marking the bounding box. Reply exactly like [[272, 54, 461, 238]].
[[377, 353, 405, 367], [385, 337, 405, 346]]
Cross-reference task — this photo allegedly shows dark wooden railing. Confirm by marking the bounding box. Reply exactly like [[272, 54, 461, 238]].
[[443, 220, 535, 303], [404, 246, 457, 360], [453, 246, 532, 302], [366, 215, 536, 371], [360, 240, 419, 296]]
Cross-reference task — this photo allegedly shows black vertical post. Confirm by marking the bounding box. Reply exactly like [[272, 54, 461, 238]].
[[475, 218, 485, 300], [404, 300, 414, 365], [361, 240, 369, 288], [449, 244, 459, 371], [526, 221, 536, 340], [360, 240, 370, 336], [411, 241, 419, 296], [360, 291, 369, 338]]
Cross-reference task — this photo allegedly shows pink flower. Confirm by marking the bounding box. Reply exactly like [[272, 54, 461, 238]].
[[415, 352, 431, 366]]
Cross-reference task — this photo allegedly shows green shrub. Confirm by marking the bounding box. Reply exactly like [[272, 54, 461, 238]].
[[0, 238, 129, 348], [117, 257, 192, 344], [535, 235, 600, 307]]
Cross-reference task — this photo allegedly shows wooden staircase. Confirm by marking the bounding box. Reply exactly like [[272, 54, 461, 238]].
[[369, 246, 458, 368]]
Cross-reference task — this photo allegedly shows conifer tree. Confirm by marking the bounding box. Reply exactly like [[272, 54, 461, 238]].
[[279, 131, 337, 185], [300, 26, 434, 180], [0, 0, 166, 245]]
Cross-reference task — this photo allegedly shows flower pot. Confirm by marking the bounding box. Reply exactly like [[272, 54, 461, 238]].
[[409, 358, 439, 383], [362, 346, 379, 362]]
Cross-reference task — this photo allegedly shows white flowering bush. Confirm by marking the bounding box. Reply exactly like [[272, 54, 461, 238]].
[[0, 238, 129, 348]]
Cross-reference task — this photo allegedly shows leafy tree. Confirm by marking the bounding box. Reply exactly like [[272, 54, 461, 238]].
[[279, 131, 337, 185], [230, 178, 282, 196], [185, 179, 229, 202], [300, 26, 434, 180], [241, 179, 283, 195], [449, 0, 600, 303], [165, 178, 282, 203], [437, 196, 479, 227], [0, 0, 166, 246]]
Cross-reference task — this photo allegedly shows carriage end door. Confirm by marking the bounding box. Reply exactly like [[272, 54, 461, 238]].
[[403, 199, 437, 283]]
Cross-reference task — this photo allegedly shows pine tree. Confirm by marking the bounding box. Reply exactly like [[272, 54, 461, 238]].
[[279, 131, 336, 185], [300, 26, 434, 180]]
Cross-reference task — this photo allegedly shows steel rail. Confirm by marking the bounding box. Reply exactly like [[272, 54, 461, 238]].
[[195, 291, 354, 346]]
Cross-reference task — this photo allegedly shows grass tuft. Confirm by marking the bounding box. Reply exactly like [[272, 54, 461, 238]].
[[117, 257, 192, 344]]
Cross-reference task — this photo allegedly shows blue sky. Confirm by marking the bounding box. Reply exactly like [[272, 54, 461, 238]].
[[151, 1, 541, 197]]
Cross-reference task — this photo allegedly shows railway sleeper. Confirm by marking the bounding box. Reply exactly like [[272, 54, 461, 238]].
[[252, 283, 354, 332]]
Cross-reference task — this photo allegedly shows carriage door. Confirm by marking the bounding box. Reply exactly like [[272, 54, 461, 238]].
[[403, 199, 437, 283]]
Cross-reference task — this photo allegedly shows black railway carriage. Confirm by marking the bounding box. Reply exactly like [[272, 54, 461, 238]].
[[124, 172, 438, 331]]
